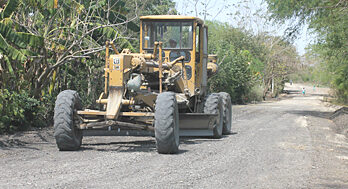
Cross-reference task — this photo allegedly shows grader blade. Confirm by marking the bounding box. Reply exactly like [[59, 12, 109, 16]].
[[106, 87, 123, 119], [81, 113, 218, 137], [179, 113, 217, 136], [83, 128, 153, 137]]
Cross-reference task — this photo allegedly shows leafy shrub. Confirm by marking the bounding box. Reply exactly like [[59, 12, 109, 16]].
[[207, 21, 261, 104], [208, 50, 253, 104], [243, 84, 264, 102], [0, 89, 46, 134]]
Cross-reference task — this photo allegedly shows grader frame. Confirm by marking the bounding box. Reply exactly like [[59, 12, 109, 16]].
[[53, 15, 232, 154]]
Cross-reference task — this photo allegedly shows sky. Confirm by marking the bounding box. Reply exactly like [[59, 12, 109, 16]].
[[173, 0, 313, 55]]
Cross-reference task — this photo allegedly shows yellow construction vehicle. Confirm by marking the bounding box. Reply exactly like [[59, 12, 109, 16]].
[[53, 15, 232, 154]]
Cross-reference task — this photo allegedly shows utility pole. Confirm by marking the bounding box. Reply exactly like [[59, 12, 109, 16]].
[[271, 76, 274, 94]]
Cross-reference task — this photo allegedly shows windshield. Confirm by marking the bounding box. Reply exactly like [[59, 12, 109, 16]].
[[142, 21, 193, 49]]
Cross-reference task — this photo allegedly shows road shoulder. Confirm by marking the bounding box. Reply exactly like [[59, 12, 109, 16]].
[[302, 102, 348, 188]]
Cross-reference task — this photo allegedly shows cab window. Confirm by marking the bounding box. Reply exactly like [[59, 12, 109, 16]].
[[142, 21, 193, 50]]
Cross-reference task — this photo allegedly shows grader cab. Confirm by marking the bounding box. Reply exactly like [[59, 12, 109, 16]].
[[53, 15, 232, 154]]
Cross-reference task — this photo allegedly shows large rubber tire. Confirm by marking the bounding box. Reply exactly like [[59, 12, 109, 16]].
[[219, 92, 232, 135], [154, 92, 180, 154], [54, 90, 83, 151], [204, 93, 223, 138]]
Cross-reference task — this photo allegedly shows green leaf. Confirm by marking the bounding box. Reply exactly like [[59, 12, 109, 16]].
[[0, 22, 44, 49], [17, 32, 44, 47], [4, 56, 14, 77], [0, 34, 26, 63], [1, 0, 20, 19]]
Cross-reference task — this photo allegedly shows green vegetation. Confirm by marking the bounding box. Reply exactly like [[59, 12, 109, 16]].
[[266, 0, 348, 104], [0, 0, 176, 133], [0, 0, 302, 133], [207, 22, 254, 103], [0, 89, 46, 133], [207, 21, 300, 103]]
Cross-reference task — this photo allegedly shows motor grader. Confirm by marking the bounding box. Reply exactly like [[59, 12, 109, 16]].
[[53, 15, 232, 154]]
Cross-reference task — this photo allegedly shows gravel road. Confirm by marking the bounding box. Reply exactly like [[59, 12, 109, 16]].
[[1, 83, 347, 188]]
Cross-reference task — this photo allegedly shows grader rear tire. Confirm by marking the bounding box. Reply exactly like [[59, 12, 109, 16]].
[[219, 92, 232, 134], [204, 93, 224, 138], [53, 90, 83, 151], [154, 92, 180, 154]]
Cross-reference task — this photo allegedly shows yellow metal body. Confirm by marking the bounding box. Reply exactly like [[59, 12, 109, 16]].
[[78, 15, 218, 121]]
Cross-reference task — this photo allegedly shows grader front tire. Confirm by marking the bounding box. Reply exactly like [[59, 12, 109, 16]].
[[53, 90, 83, 151], [154, 92, 180, 154]]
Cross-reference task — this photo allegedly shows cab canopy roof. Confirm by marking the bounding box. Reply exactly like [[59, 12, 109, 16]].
[[140, 15, 204, 25]]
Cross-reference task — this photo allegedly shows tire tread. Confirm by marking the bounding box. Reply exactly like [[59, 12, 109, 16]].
[[155, 92, 179, 154], [53, 90, 82, 151]]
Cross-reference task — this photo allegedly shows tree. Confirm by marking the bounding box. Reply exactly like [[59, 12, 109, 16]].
[[207, 21, 259, 103], [0, 0, 178, 133], [265, 0, 348, 103], [207, 20, 301, 102], [0, 0, 139, 96], [258, 34, 300, 97]]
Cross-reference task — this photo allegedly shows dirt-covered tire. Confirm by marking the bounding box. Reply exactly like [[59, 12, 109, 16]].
[[154, 92, 180, 154], [204, 93, 223, 138], [219, 92, 232, 135], [53, 90, 83, 151]]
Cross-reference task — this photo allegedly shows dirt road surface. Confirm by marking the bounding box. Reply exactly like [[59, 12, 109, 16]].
[[1, 83, 347, 188]]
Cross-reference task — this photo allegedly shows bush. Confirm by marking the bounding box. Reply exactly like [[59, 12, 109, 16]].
[[0, 89, 46, 134], [243, 84, 264, 102], [208, 50, 253, 104]]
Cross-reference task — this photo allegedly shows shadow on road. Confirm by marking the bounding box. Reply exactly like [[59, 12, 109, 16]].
[[81, 139, 157, 153], [283, 89, 301, 94], [79, 133, 237, 153], [1, 131, 236, 154], [0, 139, 40, 150], [180, 133, 236, 144], [318, 178, 348, 189], [309, 93, 329, 97], [286, 110, 332, 119], [0, 128, 54, 150], [81, 138, 192, 154]]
